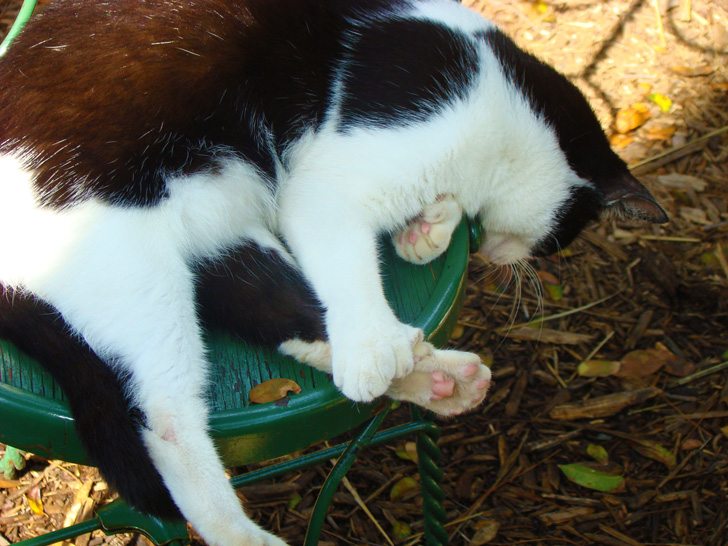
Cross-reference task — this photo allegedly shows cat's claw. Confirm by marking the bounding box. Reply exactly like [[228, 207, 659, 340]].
[[393, 194, 464, 265]]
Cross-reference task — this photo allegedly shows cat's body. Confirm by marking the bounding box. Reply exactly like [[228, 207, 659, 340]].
[[0, 0, 666, 544]]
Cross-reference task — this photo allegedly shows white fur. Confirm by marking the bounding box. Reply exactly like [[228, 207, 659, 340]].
[[0, 2, 589, 544]]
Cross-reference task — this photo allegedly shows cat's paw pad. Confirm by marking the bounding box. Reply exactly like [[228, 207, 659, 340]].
[[331, 322, 423, 402], [393, 195, 463, 265], [388, 343, 491, 416]]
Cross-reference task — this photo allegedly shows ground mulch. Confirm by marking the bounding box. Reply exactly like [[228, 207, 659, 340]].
[[2, 0, 727, 545]]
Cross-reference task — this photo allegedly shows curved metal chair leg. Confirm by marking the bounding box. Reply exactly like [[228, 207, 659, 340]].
[[303, 406, 392, 546], [412, 406, 448, 546]]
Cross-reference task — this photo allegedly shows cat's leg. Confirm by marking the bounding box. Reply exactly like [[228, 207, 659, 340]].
[[279, 184, 423, 402], [0, 284, 180, 520], [279, 339, 490, 417], [392, 194, 464, 265]]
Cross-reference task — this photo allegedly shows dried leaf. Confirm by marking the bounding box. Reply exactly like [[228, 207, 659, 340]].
[[647, 93, 673, 112], [669, 64, 714, 77], [631, 439, 676, 469], [395, 441, 419, 463], [578, 360, 621, 377], [615, 103, 651, 133], [27, 484, 45, 516], [537, 270, 559, 284], [505, 327, 593, 345], [657, 173, 708, 191], [645, 126, 676, 141], [587, 443, 609, 465], [610, 133, 635, 149], [680, 206, 711, 225], [559, 463, 624, 492], [288, 492, 302, 510], [451, 323, 466, 340], [470, 520, 500, 545], [616, 349, 666, 378], [0, 477, 21, 488], [680, 439, 703, 451], [540, 507, 594, 526], [544, 283, 563, 301], [550, 388, 659, 420], [390, 476, 418, 501], [392, 520, 412, 540], [248, 378, 302, 404]]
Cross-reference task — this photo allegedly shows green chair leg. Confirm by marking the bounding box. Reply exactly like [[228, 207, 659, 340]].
[[303, 407, 392, 546], [412, 406, 448, 546]]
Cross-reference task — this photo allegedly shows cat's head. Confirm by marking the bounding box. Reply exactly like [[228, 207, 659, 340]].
[[472, 28, 667, 265]]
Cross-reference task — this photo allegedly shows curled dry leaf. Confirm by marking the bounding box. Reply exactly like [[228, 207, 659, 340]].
[[248, 378, 302, 404], [390, 476, 418, 501], [586, 443, 609, 465], [610, 133, 635, 149], [615, 103, 651, 133], [578, 360, 621, 377], [470, 519, 500, 545], [26, 484, 45, 516], [630, 439, 676, 469], [669, 64, 714, 77], [550, 387, 659, 420]]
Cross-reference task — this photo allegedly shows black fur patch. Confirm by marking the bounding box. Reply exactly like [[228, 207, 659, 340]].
[[338, 18, 479, 130], [195, 244, 326, 344], [481, 28, 629, 187], [0, 285, 182, 520]]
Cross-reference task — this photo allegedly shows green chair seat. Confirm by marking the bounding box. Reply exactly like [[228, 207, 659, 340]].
[[0, 223, 469, 467]]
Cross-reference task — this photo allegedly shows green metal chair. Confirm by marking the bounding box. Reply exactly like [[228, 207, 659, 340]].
[[0, 2, 475, 544]]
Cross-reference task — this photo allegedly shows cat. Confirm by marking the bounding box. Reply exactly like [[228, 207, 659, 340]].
[[0, 0, 668, 545]]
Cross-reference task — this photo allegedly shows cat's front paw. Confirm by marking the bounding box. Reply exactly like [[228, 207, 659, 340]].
[[387, 342, 491, 416], [330, 322, 423, 402], [393, 194, 463, 265]]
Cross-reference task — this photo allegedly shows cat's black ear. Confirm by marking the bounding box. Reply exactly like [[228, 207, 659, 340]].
[[602, 172, 669, 224]]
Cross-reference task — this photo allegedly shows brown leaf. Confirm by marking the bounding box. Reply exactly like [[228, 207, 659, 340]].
[[505, 327, 593, 345], [26, 484, 45, 516], [610, 133, 634, 149], [615, 103, 651, 133], [248, 378, 302, 404], [550, 388, 659, 420], [616, 350, 666, 378], [669, 64, 714, 77], [630, 439, 676, 468], [645, 126, 676, 141], [470, 520, 500, 545], [0, 477, 21, 488]]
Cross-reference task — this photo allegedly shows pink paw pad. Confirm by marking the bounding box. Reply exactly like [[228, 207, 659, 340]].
[[476, 379, 490, 390], [462, 363, 479, 377], [420, 222, 431, 235], [430, 371, 455, 400]]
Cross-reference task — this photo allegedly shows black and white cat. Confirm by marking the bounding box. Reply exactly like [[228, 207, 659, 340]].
[[0, 0, 667, 544]]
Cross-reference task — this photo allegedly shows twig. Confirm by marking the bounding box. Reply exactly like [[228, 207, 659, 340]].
[[339, 474, 394, 546], [630, 125, 728, 175], [713, 243, 728, 280], [668, 360, 728, 388], [495, 291, 621, 333]]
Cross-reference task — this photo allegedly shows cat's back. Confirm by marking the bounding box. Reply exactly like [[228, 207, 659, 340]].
[[0, 0, 382, 206]]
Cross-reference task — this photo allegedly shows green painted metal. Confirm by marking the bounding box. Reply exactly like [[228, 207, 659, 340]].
[[0, 0, 36, 56], [304, 406, 393, 546], [8, 519, 102, 546], [413, 405, 449, 546], [96, 503, 190, 546]]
